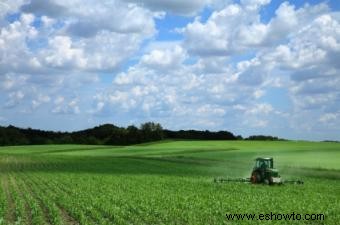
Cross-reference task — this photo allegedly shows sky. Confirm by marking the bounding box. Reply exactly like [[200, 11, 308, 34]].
[[0, 0, 339, 141]]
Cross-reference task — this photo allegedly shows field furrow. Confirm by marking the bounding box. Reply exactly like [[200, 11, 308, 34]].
[[19, 174, 54, 225], [32, 172, 147, 225], [34, 174, 128, 224], [0, 176, 7, 224], [9, 173, 32, 225], [14, 175, 45, 225], [59, 206, 80, 225], [2, 175, 16, 224], [22, 173, 98, 225]]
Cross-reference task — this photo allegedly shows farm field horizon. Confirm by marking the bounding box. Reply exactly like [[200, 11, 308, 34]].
[[0, 140, 340, 224]]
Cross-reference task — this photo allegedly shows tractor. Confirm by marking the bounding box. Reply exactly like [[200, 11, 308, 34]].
[[250, 157, 282, 184], [214, 157, 303, 185]]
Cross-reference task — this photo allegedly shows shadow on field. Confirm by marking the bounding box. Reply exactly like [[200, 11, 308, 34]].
[[0, 155, 220, 177]]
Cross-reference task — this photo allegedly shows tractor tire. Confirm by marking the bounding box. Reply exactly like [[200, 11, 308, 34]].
[[251, 174, 256, 183], [251, 172, 261, 184], [256, 173, 262, 183]]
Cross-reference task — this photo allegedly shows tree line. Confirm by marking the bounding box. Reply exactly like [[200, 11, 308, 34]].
[[0, 123, 283, 146], [245, 135, 285, 141]]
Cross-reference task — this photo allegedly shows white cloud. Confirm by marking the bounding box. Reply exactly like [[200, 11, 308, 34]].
[[52, 97, 80, 114], [5, 90, 25, 108], [0, 0, 25, 23], [181, 4, 244, 56], [243, 119, 268, 128], [94, 40, 273, 131], [246, 103, 273, 115], [254, 89, 265, 99], [193, 56, 231, 74], [54, 96, 64, 105], [64, 2, 156, 38], [141, 45, 186, 70], [41, 15, 55, 27], [262, 12, 340, 115], [1, 1, 157, 75], [21, 0, 67, 18], [181, 2, 329, 57], [319, 113, 338, 123], [127, 0, 210, 16], [0, 13, 38, 74], [32, 94, 51, 109], [259, 2, 329, 46], [240, 0, 271, 11], [42, 35, 86, 69], [0, 74, 29, 91]]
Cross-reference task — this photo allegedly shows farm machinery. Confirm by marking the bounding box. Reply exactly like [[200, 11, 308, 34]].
[[214, 157, 303, 185]]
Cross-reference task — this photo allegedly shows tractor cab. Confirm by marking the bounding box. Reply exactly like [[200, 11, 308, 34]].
[[254, 157, 273, 169], [251, 157, 281, 184]]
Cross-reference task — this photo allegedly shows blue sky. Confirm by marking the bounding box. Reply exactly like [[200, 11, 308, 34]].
[[0, 0, 339, 141]]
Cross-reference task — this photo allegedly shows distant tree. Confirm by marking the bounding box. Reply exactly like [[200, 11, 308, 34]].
[[126, 125, 141, 144], [58, 135, 74, 144], [2, 125, 29, 145], [140, 122, 163, 141], [0, 127, 9, 145], [245, 135, 283, 141], [85, 136, 100, 145], [163, 129, 237, 140], [236, 135, 243, 140]]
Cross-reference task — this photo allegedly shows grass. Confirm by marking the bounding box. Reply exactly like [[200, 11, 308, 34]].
[[0, 140, 339, 224]]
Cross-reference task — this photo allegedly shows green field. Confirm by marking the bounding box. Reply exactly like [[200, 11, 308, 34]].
[[0, 140, 339, 224]]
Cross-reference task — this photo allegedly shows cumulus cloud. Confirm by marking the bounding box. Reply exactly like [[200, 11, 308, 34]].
[[102, 1, 339, 135], [319, 113, 338, 123], [1, 0, 157, 75], [5, 90, 25, 108], [141, 45, 186, 70], [127, 0, 210, 16], [21, 0, 67, 18], [52, 97, 80, 114], [262, 12, 340, 115], [0, 0, 159, 121], [42, 35, 86, 69], [181, 4, 245, 56], [64, 2, 155, 38], [31, 94, 51, 109], [0, 0, 25, 23], [245, 103, 273, 115], [91, 39, 275, 131], [0, 74, 29, 91], [180, 1, 329, 57], [240, 0, 271, 11], [0, 13, 38, 74]]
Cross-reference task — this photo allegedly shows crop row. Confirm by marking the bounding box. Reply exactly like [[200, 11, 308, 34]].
[[0, 178, 6, 225], [1, 153, 340, 225], [18, 171, 228, 225]]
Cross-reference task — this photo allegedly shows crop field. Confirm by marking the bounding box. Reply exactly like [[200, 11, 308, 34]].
[[0, 140, 339, 225]]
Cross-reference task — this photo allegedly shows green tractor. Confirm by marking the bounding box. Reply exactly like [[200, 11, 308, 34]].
[[214, 157, 303, 185], [250, 157, 282, 184]]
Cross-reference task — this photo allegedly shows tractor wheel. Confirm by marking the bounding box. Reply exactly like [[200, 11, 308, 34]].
[[251, 172, 261, 184], [251, 174, 256, 183]]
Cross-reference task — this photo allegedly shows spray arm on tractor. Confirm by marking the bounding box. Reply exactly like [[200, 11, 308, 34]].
[[214, 157, 303, 185]]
